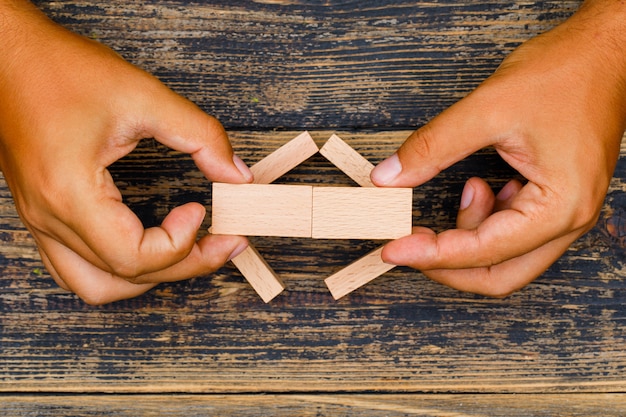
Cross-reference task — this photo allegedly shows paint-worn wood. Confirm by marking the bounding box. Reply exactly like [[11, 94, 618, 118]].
[[319, 134, 376, 188], [33, 0, 583, 130], [325, 246, 395, 300], [3, 394, 626, 416], [212, 183, 313, 237], [230, 245, 285, 303], [2, 131, 626, 395], [311, 187, 412, 239], [4, 0, 626, 411]]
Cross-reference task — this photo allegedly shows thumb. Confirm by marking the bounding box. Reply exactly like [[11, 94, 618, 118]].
[[371, 91, 498, 188], [142, 85, 253, 184]]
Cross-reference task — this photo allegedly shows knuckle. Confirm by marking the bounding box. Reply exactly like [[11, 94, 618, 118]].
[[108, 259, 142, 282], [405, 125, 435, 160], [75, 288, 115, 306]]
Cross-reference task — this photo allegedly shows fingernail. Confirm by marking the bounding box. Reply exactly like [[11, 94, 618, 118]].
[[228, 240, 249, 261], [371, 153, 402, 186], [496, 181, 516, 201], [233, 154, 254, 183], [460, 181, 475, 210]]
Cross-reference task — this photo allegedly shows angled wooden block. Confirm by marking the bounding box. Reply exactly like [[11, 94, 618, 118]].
[[207, 227, 284, 303], [319, 134, 375, 187], [311, 187, 412, 239], [250, 131, 319, 184], [230, 245, 285, 303], [212, 183, 313, 238], [324, 246, 394, 300]]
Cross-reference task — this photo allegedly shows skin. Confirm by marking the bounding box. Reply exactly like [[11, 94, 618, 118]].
[[1, 1, 625, 304], [0, 0, 253, 305], [372, 0, 626, 297]]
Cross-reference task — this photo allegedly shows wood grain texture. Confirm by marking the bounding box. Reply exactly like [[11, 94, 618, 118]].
[[325, 246, 395, 300], [230, 131, 316, 302], [32, 0, 582, 130], [213, 183, 412, 239], [212, 183, 313, 237], [2, 131, 626, 396], [250, 131, 319, 184], [5, 0, 626, 410], [230, 245, 285, 303], [311, 187, 412, 239], [3, 394, 626, 416], [319, 134, 376, 187]]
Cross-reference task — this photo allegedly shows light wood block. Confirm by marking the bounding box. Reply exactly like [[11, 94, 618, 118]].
[[250, 131, 319, 184], [218, 131, 317, 303], [311, 186, 412, 239], [230, 245, 285, 303], [211, 183, 313, 238], [319, 134, 375, 187], [213, 184, 412, 239], [207, 226, 284, 303], [324, 246, 394, 300]]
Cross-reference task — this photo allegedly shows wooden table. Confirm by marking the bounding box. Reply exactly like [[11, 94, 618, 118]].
[[3, 1, 626, 414]]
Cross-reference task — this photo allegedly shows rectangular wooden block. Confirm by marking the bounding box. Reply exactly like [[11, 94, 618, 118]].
[[211, 183, 313, 238], [250, 131, 319, 184], [324, 246, 395, 300], [230, 245, 285, 303], [212, 184, 412, 239], [311, 187, 412, 239], [319, 134, 375, 187]]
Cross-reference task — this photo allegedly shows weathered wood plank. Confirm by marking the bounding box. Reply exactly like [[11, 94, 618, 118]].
[[2, 394, 626, 416], [1, 131, 625, 394], [32, 0, 582, 129]]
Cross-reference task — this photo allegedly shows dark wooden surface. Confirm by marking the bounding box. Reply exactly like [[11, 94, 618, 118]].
[[2, 0, 626, 414]]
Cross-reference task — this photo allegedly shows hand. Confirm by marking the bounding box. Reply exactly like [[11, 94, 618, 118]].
[[371, 0, 626, 297], [0, 1, 252, 304]]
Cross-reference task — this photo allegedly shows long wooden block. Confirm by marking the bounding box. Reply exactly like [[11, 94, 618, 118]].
[[212, 183, 313, 238], [324, 246, 394, 300], [250, 131, 319, 184], [311, 187, 412, 239], [213, 184, 412, 239], [230, 245, 285, 303], [319, 134, 375, 187]]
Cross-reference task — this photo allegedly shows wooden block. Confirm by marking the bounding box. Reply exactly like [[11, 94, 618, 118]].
[[230, 245, 285, 303], [325, 246, 394, 300], [250, 131, 319, 184], [319, 134, 375, 187], [211, 183, 313, 238], [311, 187, 412, 239]]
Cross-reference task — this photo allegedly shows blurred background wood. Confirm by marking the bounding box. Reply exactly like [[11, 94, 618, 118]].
[[2, 0, 625, 413]]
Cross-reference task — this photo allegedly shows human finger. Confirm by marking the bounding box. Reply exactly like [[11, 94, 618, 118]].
[[382, 181, 583, 271], [421, 230, 577, 297]]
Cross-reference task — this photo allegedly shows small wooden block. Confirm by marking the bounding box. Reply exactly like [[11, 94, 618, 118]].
[[324, 246, 394, 300], [211, 183, 313, 238], [311, 187, 413, 239], [319, 134, 375, 187], [230, 245, 285, 303], [250, 131, 319, 184]]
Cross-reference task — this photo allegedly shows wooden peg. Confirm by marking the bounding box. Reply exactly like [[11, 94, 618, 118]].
[[319, 134, 375, 187], [207, 227, 285, 303], [324, 246, 394, 300], [230, 245, 285, 303], [250, 131, 319, 184]]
